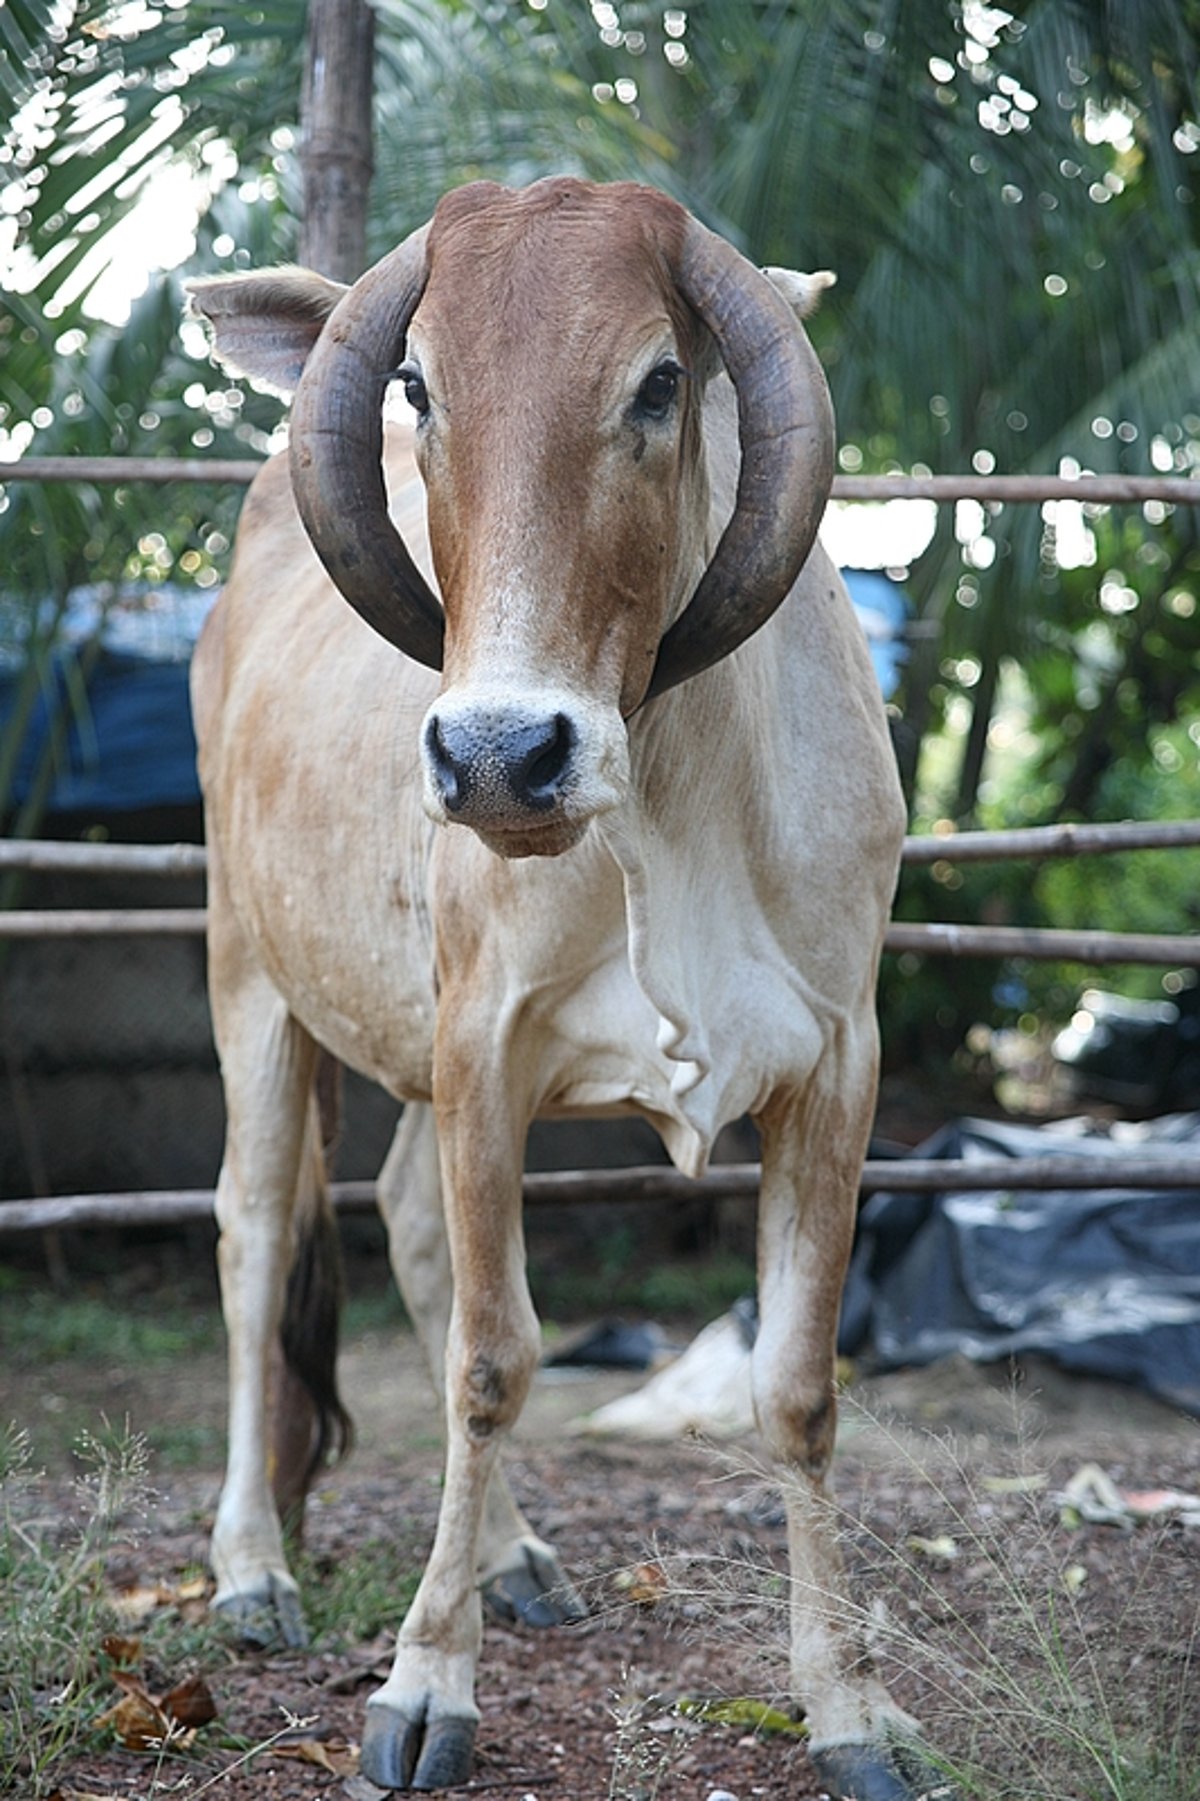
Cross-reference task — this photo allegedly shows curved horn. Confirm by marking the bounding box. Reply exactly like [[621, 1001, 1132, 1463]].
[[288, 224, 445, 670], [643, 218, 835, 702]]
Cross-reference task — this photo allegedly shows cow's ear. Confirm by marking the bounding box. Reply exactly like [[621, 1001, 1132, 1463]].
[[762, 266, 837, 320], [184, 268, 348, 398]]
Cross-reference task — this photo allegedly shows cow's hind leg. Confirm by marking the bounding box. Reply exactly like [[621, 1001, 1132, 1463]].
[[377, 1105, 584, 1628], [207, 878, 319, 1649], [755, 1039, 949, 1801]]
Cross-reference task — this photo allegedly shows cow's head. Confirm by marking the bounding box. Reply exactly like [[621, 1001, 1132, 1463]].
[[189, 179, 834, 858]]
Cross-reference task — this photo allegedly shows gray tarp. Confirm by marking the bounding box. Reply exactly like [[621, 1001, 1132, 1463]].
[[840, 1112, 1200, 1416]]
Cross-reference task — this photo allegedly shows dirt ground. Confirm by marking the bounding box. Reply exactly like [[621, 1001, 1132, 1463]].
[[11, 1304, 1200, 1801]]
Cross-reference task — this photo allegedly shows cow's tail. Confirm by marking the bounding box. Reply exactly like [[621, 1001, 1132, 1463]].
[[272, 1052, 353, 1531]]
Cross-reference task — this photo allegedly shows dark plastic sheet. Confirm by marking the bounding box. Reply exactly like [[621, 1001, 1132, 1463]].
[[840, 1113, 1200, 1415]]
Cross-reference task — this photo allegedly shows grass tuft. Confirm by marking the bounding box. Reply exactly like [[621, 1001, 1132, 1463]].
[[594, 1396, 1200, 1801], [294, 1533, 423, 1646], [0, 1417, 157, 1796]]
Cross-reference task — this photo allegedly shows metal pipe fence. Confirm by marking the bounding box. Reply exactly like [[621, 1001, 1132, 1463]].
[[2, 827, 1198, 967], [5, 457, 1198, 507], [5, 1147, 1200, 1237], [3, 460, 1198, 1223], [2, 818, 1198, 1225]]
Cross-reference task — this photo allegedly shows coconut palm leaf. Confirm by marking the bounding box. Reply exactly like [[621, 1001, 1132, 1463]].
[[3, 0, 1197, 840], [368, 0, 667, 242]]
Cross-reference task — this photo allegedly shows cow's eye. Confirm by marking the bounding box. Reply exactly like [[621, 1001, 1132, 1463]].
[[636, 360, 683, 421], [394, 362, 430, 417]]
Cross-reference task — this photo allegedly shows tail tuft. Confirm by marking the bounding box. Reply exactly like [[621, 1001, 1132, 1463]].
[[280, 1191, 354, 1486]]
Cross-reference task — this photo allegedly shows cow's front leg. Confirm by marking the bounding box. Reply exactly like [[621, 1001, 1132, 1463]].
[[755, 1047, 948, 1801], [377, 1104, 585, 1627], [362, 1015, 541, 1791]]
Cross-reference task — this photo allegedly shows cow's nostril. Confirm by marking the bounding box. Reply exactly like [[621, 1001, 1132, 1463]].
[[517, 713, 574, 809], [425, 716, 466, 811]]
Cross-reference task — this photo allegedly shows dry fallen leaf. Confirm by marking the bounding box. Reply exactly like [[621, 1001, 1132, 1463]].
[[162, 1674, 218, 1729], [107, 1576, 213, 1626], [101, 1632, 143, 1667], [96, 1663, 216, 1750], [109, 1668, 152, 1700], [97, 1685, 174, 1752], [108, 1583, 176, 1626], [981, 1472, 1048, 1495], [1121, 1486, 1200, 1521], [613, 1560, 670, 1605], [678, 1696, 809, 1738], [276, 1735, 360, 1776], [1056, 1463, 1200, 1528]]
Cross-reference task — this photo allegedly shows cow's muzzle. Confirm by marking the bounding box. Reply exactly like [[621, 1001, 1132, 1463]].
[[425, 708, 575, 818], [420, 690, 629, 856]]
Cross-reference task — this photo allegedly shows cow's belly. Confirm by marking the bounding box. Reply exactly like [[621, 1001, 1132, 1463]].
[[257, 910, 437, 1100]]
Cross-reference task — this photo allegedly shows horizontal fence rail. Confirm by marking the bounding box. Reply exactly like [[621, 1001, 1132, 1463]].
[[830, 473, 1199, 504], [4, 1152, 1200, 1235], [5, 818, 1199, 881], [887, 923, 1200, 966], [2, 455, 264, 485], [3, 828, 1197, 963], [2, 828, 1198, 1218], [1, 907, 1196, 964], [0, 840, 208, 876], [898, 818, 1200, 864], [0, 908, 208, 937], [4, 458, 1199, 508]]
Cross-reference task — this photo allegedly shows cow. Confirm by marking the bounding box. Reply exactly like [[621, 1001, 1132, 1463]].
[[186, 176, 928, 1800]]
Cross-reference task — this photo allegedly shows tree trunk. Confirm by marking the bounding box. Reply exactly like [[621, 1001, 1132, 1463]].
[[890, 508, 957, 807], [952, 650, 1000, 823], [299, 0, 376, 281]]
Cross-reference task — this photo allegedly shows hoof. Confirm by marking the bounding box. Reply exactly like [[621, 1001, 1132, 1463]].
[[361, 1702, 477, 1791], [212, 1574, 308, 1650], [481, 1541, 587, 1629], [810, 1740, 957, 1801]]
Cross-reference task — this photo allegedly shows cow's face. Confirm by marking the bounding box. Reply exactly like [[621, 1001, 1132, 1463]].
[[404, 184, 710, 857], [189, 179, 834, 862]]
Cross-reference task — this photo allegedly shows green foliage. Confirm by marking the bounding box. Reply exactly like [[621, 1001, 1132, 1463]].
[[531, 1228, 756, 1324], [0, 3, 303, 839], [1014, 510, 1200, 825], [0, 1276, 217, 1366], [881, 856, 1036, 1075], [4, 0, 1199, 1077], [370, 0, 668, 243], [295, 1535, 422, 1645]]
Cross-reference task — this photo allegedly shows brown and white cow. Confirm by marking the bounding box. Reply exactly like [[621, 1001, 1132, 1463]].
[[187, 178, 927, 1799]]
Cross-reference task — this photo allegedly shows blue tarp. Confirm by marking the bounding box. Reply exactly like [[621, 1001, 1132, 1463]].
[[0, 572, 905, 818], [0, 651, 199, 814], [842, 568, 909, 698]]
